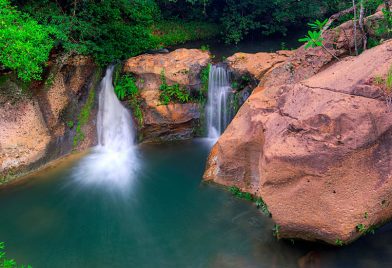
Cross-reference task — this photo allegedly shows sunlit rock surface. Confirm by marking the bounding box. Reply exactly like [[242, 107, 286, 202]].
[[0, 55, 101, 183], [124, 48, 210, 142], [204, 40, 392, 244]]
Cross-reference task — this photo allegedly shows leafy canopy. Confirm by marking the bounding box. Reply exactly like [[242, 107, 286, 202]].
[[0, 0, 54, 81]]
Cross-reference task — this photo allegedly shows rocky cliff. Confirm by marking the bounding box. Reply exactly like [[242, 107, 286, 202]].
[[0, 54, 101, 184]]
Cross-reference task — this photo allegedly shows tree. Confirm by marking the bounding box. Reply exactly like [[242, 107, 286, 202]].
[[0, 0, 54, 81]]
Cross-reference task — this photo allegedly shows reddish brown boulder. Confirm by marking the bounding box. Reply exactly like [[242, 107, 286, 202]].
[[226, 51, 292, 81], [123, 49, 210, 142], [204, 40, 392, 244], [259, 10, 385, 91]]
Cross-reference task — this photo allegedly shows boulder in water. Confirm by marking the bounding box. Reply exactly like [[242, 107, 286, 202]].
[[204, 40, 392, 245], [123, 48, 210, 142]]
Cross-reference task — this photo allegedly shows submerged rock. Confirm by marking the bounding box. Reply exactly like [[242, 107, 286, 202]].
[[204, 40, 392, 244], [123, 48, 210, 142]]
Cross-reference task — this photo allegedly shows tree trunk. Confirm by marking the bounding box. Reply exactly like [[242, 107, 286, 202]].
[[353, 0, 358, 55], [359, 0, 367, 50]]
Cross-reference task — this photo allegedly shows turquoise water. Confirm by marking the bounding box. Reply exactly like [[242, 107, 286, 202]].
[[1, 140, 392, 268]]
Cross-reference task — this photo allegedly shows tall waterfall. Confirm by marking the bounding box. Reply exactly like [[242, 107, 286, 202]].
[[72, 66, 138, 190], [206, 65, 232, 139], [97, 66, 134, 149]]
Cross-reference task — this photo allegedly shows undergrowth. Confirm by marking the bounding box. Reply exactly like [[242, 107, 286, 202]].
[[73, 85, 95, 147], [228, 186, 270, 217], [159, 69, 190, 105]]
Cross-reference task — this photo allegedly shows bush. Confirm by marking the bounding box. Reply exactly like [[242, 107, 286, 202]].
[[0, 241, 31, 268], [159, 69, 190, 105], [152, 20, 220, 47], [0, 0, 55, 81], [114, 74, 143, 125]]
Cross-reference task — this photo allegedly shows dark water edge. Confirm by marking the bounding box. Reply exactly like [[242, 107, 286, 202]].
[[0, 139, 392, 268], [170, 30, 304, 61]]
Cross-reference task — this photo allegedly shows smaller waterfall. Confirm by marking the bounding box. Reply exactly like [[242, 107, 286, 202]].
[[206, 65, 233, 139], [72, 66, 139, 190]]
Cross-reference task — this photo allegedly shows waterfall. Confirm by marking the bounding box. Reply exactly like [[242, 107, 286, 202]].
[[72, 66, 139, 190], [97, 66, 134, 149], [206, 65, 233, 139]]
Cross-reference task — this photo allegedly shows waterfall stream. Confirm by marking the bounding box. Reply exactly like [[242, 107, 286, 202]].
[[72, 66, 138, 189], [206, 65, 233, 139]]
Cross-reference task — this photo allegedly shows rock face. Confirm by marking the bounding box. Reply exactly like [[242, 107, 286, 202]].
[[123, 49, 210, 142], [259, 10, 385, 91], [226, 51, 292, 81], [204, 40, 392, 244], [0, 100, 51, 178], [0, 55, 101, 184]]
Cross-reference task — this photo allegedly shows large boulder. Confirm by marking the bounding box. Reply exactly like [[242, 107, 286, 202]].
[[259, 10, 386, 91], [226, 51, 292, 81], [123, 48, 210, 142], [204, 40, 392, 244]]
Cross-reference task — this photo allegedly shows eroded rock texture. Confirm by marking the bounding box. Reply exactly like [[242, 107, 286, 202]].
[[204, 40, 392, 244]]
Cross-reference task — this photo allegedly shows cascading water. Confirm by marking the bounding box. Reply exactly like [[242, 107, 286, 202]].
[[206, 65, 233, 139], [72, 66, 139, 189]]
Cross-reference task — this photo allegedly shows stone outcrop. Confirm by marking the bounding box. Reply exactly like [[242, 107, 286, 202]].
[[0, 54, 101, 184], [204, 40, 392, 244], [226, 51, 292, 81], [259, 10, 386, 91], [123, 48, 210, 142]]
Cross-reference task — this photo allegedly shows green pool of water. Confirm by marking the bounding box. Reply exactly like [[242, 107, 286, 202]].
[[1, 139, 392, 267]]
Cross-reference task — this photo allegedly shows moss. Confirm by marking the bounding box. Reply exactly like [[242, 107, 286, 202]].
[[228, 186, 271, 217], [72, 69, 102, 147]]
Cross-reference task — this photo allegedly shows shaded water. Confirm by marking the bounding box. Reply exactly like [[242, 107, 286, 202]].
[[1, 140, 392, 267], [206, 65, 233, 139]]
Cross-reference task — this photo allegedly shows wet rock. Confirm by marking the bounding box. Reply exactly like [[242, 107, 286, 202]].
[[123, 48, 210, 142]]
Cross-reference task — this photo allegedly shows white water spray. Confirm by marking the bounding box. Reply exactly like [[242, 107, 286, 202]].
[[72, 66, 138, 189], [206, 65, 232, 139]]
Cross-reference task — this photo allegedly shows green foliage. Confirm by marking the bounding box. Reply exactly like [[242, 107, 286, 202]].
[[386, 65, 392, 93], [0, 0, 55, 81], [200, 44, 210, 52], [152, 20, 219, 47], [18, 0, 160, 65], [356, 223, 376, 235], [255, 197, 271, 217], [73, 86, 95, 147], [198, 63, 210, 103], [115, 75, 139, 101], [228, 186, 271, 216], [0, 242, 31, 268], [272, 224, 280, 238], [299, 30, 324, 49], [307, 19, 328, 31], [115, 74, 143, 125], [159, 69, 190, 105], [335, 239, 344, 246], [66, 120, 74, 129]]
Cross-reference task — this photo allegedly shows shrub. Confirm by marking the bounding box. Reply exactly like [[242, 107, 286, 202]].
[[159, 69, 190, 105], [152, 20, 220, 47], [0, 242, 31, 268], [0, 0, 55, 81], [114, 74, 143, 125]]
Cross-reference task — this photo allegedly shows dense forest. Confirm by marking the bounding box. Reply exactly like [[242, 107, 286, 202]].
[[0, 0, 387, 82]]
